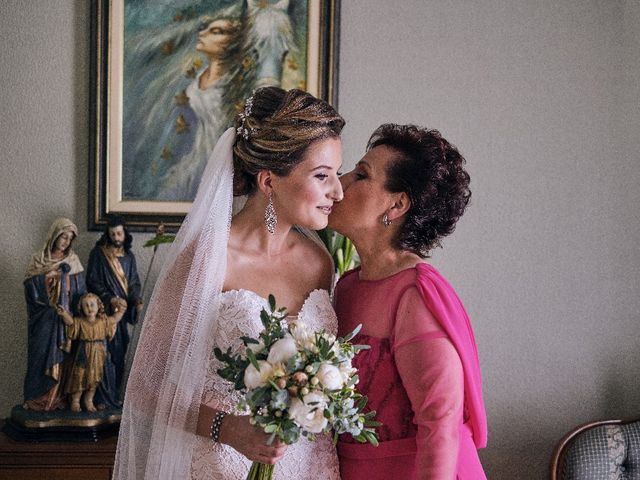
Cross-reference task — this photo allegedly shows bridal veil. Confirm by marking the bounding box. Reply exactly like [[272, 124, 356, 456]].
[[113, 128, 235, 479]]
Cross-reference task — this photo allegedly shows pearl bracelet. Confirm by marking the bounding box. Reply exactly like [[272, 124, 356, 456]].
[[210, 411, 227, 442]]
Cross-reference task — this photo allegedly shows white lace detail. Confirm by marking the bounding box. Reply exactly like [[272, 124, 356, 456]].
[[191, 289, 340, 480]]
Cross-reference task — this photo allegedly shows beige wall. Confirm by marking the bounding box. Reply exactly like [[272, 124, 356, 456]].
[[1, 1, 639, 479]]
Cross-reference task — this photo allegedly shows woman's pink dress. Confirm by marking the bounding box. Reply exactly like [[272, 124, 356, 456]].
[[334, 264, 487, 480]]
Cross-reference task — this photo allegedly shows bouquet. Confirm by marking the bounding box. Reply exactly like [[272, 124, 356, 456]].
[[214, 295, 379, 480]]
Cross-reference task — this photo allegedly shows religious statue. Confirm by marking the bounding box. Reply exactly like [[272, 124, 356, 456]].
[[56, 294, 127, 413], [22, 217, 86, 411], [86, 215, 143, 407], [6, 218, 124, 441]]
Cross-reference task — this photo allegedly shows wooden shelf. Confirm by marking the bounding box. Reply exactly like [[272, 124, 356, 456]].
[[0, 421, 117, 480]]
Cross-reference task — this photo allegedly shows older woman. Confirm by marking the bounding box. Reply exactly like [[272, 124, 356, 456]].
[[330, 124, 487, 479]]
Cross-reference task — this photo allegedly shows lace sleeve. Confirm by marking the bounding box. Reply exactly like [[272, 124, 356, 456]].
[[393, 286, 464, 479]]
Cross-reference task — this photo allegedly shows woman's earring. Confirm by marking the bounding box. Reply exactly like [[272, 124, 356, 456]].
[[264, 193, 277, 234], [382, 213, 392, 227]]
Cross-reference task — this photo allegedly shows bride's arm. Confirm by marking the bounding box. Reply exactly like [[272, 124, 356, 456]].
[[195, 404, 287, 464]]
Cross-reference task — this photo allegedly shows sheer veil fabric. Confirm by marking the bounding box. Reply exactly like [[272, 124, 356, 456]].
[[113, 128, 236, 479]]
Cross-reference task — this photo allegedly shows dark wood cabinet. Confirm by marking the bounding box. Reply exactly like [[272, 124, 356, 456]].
[[0, 422, 117, 480]]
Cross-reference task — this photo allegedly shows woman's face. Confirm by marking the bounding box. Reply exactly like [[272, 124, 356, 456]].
[[328, 145, 397, 239], [271, 137, 343, 230], [196, 19, 236, 57], [53, 231, 74, 253]]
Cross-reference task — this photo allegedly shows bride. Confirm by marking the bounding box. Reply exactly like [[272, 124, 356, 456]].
[[113, 86, 344, 479]]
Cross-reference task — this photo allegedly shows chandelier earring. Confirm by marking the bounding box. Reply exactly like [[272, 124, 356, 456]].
[[382, 213, 392, 227], [264, 193, 277, 234]]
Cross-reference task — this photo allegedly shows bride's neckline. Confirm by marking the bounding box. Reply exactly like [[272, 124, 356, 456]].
[[220, 288, 327, 318]]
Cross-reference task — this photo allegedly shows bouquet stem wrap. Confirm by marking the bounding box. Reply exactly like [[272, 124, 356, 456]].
[[247, 462, 274, 480]]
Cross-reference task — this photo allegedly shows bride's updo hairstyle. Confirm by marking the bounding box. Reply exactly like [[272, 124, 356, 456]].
[[232, 86, 345, 196]]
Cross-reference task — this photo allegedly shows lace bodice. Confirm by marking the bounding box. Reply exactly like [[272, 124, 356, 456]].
[[191, 288, 340, 479]]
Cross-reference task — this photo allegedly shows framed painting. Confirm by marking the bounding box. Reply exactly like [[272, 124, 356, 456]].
[[89, 0, 340, 231]]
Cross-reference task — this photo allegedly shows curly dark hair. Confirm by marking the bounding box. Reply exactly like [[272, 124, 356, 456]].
[[232, 87, 345, 196], [368, 123, 471, 257]]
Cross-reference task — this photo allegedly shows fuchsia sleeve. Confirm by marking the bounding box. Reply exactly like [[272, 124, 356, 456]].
[[415, 264, 487, 449], [393, 286, 464, 480]]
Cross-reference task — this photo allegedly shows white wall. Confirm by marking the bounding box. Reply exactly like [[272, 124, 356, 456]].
[[1, 2, 639, 479]]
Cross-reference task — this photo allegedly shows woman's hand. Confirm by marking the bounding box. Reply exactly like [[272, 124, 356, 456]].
[[219, 414, 287, 464], [196, 404, 287, 464]]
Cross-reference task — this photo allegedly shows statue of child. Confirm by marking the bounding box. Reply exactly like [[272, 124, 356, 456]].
[[56, 293, 127, 412]]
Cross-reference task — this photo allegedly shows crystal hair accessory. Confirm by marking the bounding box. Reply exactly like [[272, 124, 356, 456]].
[[236, 94, 255, 140]]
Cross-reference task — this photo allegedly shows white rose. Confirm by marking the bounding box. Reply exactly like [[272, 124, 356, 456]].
[[244, 360, 274, 389], [316, 363, 344, 390], [267, 335, 298, 364], [290, 322, 314, 347], [288, 391, 328, 433]]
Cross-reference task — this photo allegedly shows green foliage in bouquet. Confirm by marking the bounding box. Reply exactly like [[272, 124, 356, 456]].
[[317, 228, 359, 276], [214, 295, 380, 450]]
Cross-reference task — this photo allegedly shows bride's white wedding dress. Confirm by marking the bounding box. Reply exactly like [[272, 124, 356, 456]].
[[190, 288, 341, 479]]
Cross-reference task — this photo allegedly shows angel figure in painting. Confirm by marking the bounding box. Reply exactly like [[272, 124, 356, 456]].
[[121, 0, 304, 202], [57, 294, 127, 413]]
